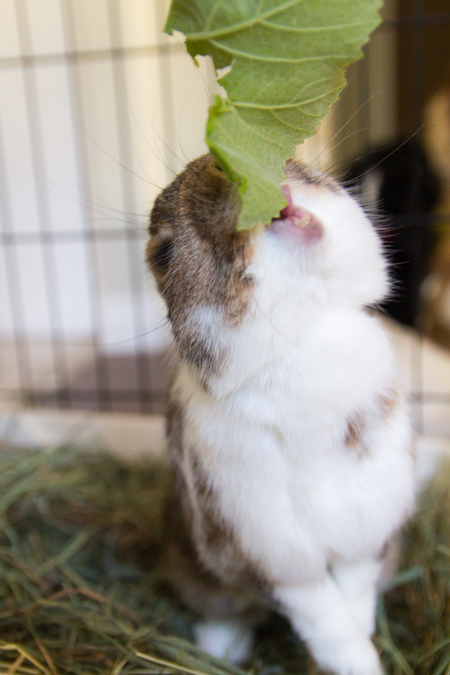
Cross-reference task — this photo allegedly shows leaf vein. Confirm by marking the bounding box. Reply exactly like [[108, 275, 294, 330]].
[[260, 18, 370, 33], [214, 111, 288, 152], [269, 110, 310, 130], [232, 84, 343, 110], [186, 0, 305, 40], [211, 41, 347, 63], [205, 0, 227, 31]]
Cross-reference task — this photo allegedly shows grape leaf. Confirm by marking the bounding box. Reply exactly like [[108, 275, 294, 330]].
[[165, 0, 382, 230]]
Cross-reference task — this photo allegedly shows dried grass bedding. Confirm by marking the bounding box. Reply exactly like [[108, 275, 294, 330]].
[[0, 442, 449, 675]]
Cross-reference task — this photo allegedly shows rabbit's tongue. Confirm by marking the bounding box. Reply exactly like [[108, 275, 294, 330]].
[[269, 185, 324, 243]]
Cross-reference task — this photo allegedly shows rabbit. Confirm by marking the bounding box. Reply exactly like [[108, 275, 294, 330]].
[[147, 153, 416, 675]]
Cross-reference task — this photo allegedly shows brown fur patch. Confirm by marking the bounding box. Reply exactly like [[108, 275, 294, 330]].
[[345, 412, 366, 449], [163, 391, 271, 621], [191, 455, 241, 555], [164, 471, 269, 621], [345, 388, 402, 457], [378, 389, 400, 419], [224, 242, 255, 327], [188, 450, 270, 592], [284, 159, 342, 193], [147, 154, 255, 375]]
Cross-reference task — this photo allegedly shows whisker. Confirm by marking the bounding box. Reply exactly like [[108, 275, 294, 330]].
[[85, 132, 163, 189], [313, 94, 377, 167], [172, 32, 217, 102], [341, 126, 425, 182], [121, 85, 178, 178], [36, 187, 150, 221], [61, 320, 170, 349]]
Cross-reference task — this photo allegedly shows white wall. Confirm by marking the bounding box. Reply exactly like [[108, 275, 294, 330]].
[[0, 0, 218, 355], [0, 0, 401, 402]]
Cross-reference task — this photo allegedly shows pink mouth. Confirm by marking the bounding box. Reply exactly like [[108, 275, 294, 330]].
[[269, 185, 324, 243]]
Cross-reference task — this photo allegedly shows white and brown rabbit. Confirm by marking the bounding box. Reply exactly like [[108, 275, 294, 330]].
[[147, 154, 416, 675]]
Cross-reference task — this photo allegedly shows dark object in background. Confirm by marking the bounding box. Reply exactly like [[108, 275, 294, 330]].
[[343, 139, 441, 329]]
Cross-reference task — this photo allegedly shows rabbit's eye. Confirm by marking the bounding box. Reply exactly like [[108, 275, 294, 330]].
[[151, 238, 173, 273]]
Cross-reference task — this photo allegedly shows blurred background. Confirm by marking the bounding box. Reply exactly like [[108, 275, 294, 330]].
[[0, 0, 450, 450]]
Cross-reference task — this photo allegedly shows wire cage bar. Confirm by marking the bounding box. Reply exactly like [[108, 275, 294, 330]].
[[0, 0, 449, 437]]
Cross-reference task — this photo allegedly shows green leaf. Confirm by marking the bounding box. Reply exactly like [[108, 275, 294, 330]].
[[165, 0, 383, 230]]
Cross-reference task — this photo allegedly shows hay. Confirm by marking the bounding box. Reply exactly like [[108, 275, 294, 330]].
[[0, 442, 449, 675], [377, 463, 450, 675]]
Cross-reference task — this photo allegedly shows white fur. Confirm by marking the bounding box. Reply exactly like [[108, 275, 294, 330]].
[[174, 180, 415, 674], [275, 578, 383, 675], [193, 620, 254, 664]]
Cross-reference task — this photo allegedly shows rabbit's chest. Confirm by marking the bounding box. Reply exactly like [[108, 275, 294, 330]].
[[175, 309, 413, 585], [186, 417, 412, 585], [178, 360, 413, 585]]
